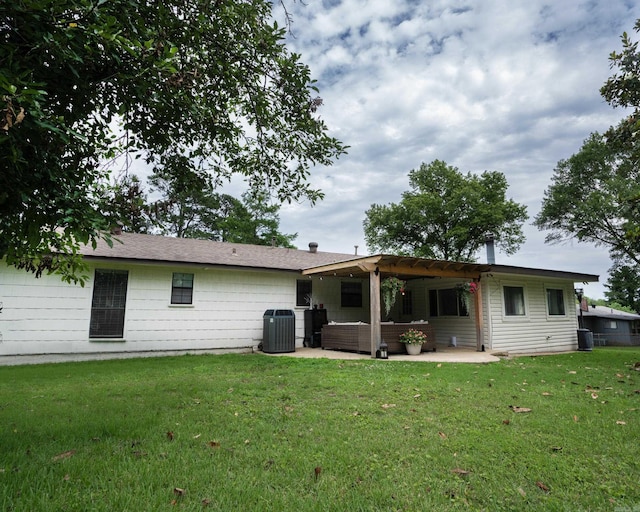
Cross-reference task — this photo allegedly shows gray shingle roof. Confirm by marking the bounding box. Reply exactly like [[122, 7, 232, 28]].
[[81, 232, 360, 272], [577, 304, 640, 321]]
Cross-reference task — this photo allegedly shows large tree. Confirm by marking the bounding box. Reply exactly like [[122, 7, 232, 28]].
[[604, 259, 640, 313], [534, 133, 640, 265], [363, 160, 528, 262], [147, 171, 297, 246], [0, 0, 345, 282], [535, 20, 640, 264]]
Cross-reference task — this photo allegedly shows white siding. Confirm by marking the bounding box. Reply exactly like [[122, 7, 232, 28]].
[[0, 263, 583, 357], [482, 273, 579, 353], [0, 262, 303, 356]]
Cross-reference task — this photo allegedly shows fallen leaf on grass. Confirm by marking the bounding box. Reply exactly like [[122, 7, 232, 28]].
[[551, 446, 563, 452], [591, 393, 599, 400], [173, 487, 186, 496], [413, 393, 421, 398], [52, 450, 76, 462], [542, 392, 552, 396], [568, 370, 577, 374], [202, 498, 211, 506], [437, 363, 442, 368], [518, 487, 526, 497], [536, 481, 550, 493], [616, 421, 626, 425], [438, 431, 447, 439], [509, 406, 532, 413], [381, 403, 396, 409], [166, 431, 174, 441], [502, 419, 511, 425], [451, 468, 470, 477], [314, 466, 322, 481], [207, 441, 221, 448]]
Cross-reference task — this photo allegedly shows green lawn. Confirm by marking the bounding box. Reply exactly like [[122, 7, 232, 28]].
[[1, 348, 639, 511]]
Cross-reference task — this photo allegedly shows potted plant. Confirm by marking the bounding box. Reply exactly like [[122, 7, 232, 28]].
[[381, 277, 406, 316], [399, 328, 428, 355]]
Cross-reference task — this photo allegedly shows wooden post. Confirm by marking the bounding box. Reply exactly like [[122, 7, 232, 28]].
[[474, 279, 484, 351], [370, 269, 381, 357]]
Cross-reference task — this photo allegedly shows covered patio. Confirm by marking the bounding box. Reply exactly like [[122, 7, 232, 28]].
[[302, 254, 491, 358]]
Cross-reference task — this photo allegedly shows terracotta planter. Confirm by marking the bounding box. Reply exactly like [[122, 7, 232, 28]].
[[405, 343, 422, 355]]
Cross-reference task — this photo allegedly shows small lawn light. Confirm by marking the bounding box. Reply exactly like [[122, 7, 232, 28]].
[[379, 340, 388, 360]]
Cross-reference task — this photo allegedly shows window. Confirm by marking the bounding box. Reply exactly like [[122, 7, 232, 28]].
[[341, 281, 362, 308], [90, 269, 128, 338], [429, 289, 438, 317], [504, 286, 525, 316], [428, 288, 468, 317], [171, 273, 194, 304], [606, 320, 617, 329], [402, 290, 413, 315], [546, 288, 565, 316], [440, 288, 459, 316], [296, 279, 312, 307]]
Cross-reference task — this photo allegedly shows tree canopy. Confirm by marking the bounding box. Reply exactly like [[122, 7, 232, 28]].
[[0, 0, 345, 282], [604, 261, 640, 314], [534, 133, 640, 265], [147, 172, 296, 246], [535, 19, 640, 265], [363, 160, 528, 262]]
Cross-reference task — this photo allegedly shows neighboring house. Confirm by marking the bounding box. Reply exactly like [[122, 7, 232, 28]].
[[578, 304, 640, 346], [0, 232, 598, 359]]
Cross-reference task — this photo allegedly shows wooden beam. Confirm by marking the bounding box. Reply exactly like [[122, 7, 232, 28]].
[[369, 269, 381, 357], [474, 279, 484, 351], [301, 256, 381, 276], [376, 263, 482, 279]]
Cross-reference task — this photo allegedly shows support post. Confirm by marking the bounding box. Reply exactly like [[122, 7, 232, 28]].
[[474, 278, 484, 351], [370, 269, 381, 357]]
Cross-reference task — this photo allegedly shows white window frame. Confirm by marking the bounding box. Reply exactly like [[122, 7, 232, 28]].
[[169, 272, 195, 307], [545, 286, 567, 318], [502, 283, 528, 320]]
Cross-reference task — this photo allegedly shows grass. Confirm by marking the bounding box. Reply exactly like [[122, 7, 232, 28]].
[[1, 348, 639, 511]]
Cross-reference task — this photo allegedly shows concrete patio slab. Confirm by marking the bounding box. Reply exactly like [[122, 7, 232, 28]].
[[262, 345, 501, 363]]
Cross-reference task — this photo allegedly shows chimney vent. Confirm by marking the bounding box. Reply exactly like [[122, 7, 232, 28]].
[[485, 233, 495, 264], [308, 242, 318, 253]]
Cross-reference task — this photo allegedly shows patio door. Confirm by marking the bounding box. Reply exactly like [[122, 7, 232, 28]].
[[89, 269, 129, 338]]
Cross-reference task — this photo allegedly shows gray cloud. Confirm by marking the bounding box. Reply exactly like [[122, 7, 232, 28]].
[[269, 0, 640, 298]]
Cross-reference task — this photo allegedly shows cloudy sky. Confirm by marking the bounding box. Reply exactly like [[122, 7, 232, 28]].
[[263, 0, 640, 299]]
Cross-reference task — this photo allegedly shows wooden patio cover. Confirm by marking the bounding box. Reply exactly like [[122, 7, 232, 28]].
[[302, 255, 492, 357]]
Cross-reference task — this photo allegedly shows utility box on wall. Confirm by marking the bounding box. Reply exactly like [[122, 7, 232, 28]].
[[262, 309, 296, 353]]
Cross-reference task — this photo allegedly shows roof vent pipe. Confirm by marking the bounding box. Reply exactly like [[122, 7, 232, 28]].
[[308, 242, 318, 254], [485, 233, 495, 264]]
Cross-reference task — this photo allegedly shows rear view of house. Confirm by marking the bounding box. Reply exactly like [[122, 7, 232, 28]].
[[0, 232, 598, 360]]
